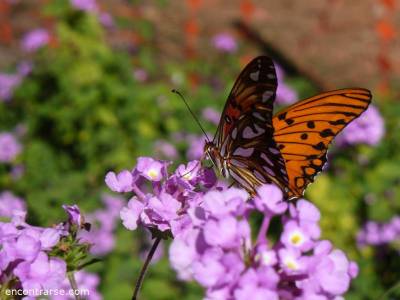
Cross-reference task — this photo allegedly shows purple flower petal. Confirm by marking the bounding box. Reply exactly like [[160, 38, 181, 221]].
[[212, 33, 237, 53], [120, 197, 144, 230], [254, 184, 287, 215], [0, 132, 22, 162], [105, 170, 133, 192], [21, 29, 49, 53]]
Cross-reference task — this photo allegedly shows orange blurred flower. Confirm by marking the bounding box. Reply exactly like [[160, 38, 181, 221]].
[[240, 0, 255, 22], [380, 0, 396, 9], [376, 20, 396, 42], [0, 22, 13, 44], [185, 19, 199, 38], [377, 53, 391, 72], [187, 0, 202, 11]]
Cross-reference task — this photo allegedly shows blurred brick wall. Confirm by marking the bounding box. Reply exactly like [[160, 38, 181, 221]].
[[1, 0, 399, 93], [141, 0, 399, 92]]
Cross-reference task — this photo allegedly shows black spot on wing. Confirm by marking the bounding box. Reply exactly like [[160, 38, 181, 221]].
[[278, 112, 287, 120], [329, 119, 346, 126], [312, 142, 325, 151], [285, 119, 294, 125], [320, 128, 335, 138], [307, 121, 315, 129]]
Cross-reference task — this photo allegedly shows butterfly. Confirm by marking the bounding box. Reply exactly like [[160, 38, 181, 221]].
[[204, 56, 372, 199]]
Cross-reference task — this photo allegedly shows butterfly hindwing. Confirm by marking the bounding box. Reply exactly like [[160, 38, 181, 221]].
[[227, 113, 289, 194], [272, 88, 372, 199]]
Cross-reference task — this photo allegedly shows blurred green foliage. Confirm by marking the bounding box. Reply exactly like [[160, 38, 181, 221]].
[[0, 1, 400, 299]]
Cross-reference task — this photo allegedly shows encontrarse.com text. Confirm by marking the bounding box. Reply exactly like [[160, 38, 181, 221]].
[[5, 288, 90, 297]]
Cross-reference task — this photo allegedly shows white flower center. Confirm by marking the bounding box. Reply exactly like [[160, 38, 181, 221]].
[[261, 252, 273, 265]]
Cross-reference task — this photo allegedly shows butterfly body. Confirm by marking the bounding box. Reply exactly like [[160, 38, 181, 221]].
[[204, 141, 229, 178], [205, 56, 372, 199]]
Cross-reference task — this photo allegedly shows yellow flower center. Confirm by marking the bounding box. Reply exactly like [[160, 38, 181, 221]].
[[290, 232, 303, 245], [147, 169, 159, 179], [284, 258, 299, 270], [183, 172, 192, 180]]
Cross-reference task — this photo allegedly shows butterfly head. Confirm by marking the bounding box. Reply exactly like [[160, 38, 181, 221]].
[[204, 141, 229, 178]]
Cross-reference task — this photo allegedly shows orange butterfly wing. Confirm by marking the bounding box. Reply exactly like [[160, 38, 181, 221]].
[[272, 88, 372, 199]]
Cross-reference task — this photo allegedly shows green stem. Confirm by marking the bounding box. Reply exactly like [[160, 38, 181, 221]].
[[132, 237, 161, 300], [378, 280, 400, 300], [67, 272, 82, 300]]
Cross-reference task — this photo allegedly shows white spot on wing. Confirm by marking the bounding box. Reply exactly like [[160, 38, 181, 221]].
[[233, 147, 254, 157], [231, 171, 252, 190], [263, 166, 276, 177], [230, 159, 248, 168], [254, 170, 267, 182], [269, 147, 280, 155], [220, 138, 229, 157], [250, 71, 260, 81], [253, 112, 266, 121], [280, 167, 287, 175], [262, 91, 274, 102], [260, 153, 274, 166], [243, 124, 265, 139], [231, 128, 238, 139]]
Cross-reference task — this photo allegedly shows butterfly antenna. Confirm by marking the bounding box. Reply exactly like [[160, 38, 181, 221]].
[[172, 89, 211, 143]]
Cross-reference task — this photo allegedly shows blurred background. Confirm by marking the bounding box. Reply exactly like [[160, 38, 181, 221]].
[[0, 0, 399, 299]]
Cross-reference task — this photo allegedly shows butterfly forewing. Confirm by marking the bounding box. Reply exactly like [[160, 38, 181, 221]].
[[212, 56, 289, 194], [214, 56, 278, 146], [272, 88, 372, 198]]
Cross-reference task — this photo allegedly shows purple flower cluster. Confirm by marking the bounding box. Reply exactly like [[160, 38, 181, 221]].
[[337, 104, 385, 146], [0, 73, 21, 102], [275, 64, 298, 105], [0, 198, 102, 298], [154, 132, 206, 161], [70, 0, 115, 28], [0, 132, 22, 162], [70, 0, 99, 13], [78, 194, 124, 255], [202, 107, 221, 126], [1, 205, 65, 292], [99, 12, 114, 28], [154, 140, 178, 160], [21, 29, 50, 53], [169, 184, 358, 299], [0, 191, 25, 218], [212, 33, 237, 53], [186, 134, 206, 160], [106, 156, 358, 299], [357, 216, 400, 248], [0, 61, 32, 102], [106, 157, 216, 236], [133, 68, 148, 83]]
